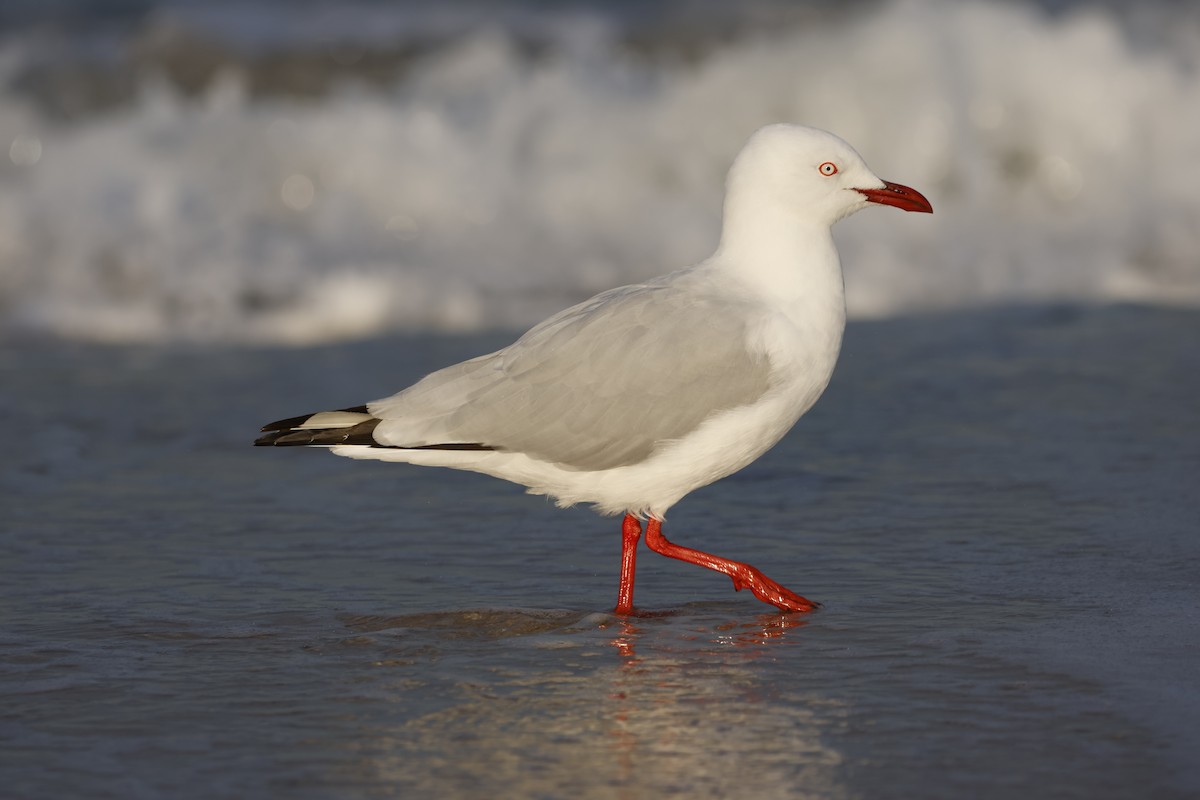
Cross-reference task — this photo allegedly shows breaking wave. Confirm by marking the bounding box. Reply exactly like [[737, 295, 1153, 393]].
[[1, 0, 1197, 343]]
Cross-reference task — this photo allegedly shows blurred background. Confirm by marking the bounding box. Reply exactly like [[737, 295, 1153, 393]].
[[1, 0, 1198, 346], [5, 5, 1200, 797]]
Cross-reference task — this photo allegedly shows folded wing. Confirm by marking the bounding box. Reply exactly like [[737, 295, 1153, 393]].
[[368, 281, 774, 471]]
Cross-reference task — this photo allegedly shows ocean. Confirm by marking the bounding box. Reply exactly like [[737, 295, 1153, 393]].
[[3, 305, 1198, 798], [1, 0, 1198, 343], [2, 1, 1199, 798]]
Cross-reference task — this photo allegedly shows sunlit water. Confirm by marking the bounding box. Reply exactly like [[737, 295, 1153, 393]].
[[2, 305, 1197, 798]]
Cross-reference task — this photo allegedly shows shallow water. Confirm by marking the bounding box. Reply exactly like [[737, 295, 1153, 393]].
[[2, 305, 1198, 798]]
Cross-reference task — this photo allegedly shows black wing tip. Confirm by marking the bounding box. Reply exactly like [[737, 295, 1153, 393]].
[[253, 404, 500, 451], [253, 418, 381, 447], [254, 430, 299, 446], [254, 432, 497, 451], [259, 415, 308, 433], [259, 405, 370, 433], [408, 443, 496, 452]]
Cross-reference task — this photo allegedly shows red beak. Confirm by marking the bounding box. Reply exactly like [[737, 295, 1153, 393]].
[[857, 180, 933, 213]]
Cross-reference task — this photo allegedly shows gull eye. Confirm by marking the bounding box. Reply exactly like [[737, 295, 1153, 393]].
[[819, 161, 838, 176]]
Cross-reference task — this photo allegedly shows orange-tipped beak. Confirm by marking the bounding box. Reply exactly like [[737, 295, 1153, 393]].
[[857, 180, 933, 213]]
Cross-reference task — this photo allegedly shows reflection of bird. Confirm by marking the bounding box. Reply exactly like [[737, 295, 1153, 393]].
[[256, 124, 932, 614]]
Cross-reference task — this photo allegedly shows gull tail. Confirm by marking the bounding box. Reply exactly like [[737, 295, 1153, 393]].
[[254, 405, 496, 452]]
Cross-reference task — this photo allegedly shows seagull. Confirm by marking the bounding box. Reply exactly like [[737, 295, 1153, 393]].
[[255, 124, 932, 614]]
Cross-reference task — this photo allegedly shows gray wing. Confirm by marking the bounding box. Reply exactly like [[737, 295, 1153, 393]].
[[369, 278, 773, 471]]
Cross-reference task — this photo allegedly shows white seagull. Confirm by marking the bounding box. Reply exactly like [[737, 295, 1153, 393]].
[[256, 124, 932, 614]]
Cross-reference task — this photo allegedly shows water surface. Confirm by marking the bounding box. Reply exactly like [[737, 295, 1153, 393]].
[[2, 305, 1198, 798]]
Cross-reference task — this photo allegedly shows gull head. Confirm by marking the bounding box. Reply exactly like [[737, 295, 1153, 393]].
[[725, 124, 932, 228]]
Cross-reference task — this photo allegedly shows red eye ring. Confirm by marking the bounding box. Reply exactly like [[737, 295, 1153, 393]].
[[819, 161, 838, 176]]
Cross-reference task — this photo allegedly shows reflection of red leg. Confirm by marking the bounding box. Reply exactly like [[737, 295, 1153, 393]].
[[643, 519, 819, 613], [614, 514, 642, 615]]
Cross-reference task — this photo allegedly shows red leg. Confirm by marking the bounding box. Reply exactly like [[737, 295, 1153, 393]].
[[643, 519, 819, 613], [614, 514, 642, 615]]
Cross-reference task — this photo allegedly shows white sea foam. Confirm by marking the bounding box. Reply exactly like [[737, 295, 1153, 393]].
[[1, 0, 1198, 344]]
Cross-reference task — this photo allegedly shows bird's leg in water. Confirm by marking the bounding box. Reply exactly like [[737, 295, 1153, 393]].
[[614, 514, 642, 615], [643, 519, 819, 612]]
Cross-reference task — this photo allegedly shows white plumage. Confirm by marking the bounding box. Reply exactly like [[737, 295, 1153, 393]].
[[257, 123, 932, 612]]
